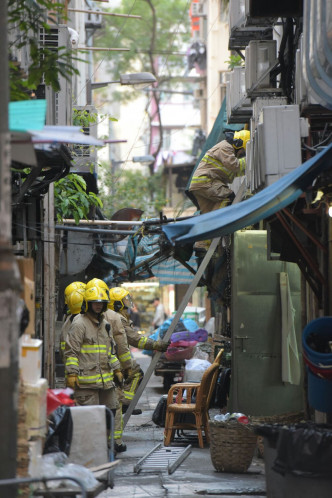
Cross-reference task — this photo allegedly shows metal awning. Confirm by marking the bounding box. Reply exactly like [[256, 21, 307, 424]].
[[163, 144, 332, 245]]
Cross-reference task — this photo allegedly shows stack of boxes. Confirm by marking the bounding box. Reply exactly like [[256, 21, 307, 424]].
[[16, 257, 48, 477]]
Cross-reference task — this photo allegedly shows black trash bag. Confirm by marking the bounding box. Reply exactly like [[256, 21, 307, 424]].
[[210, 367, 231, 409], [152, 395, 167, 427], [273, 423, 332, 478], [43, 406, 73, 456]]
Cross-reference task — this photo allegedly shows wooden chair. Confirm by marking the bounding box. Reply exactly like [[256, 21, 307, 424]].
[[164, 349, 224, 448]]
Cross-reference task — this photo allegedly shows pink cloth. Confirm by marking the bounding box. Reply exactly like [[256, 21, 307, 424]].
[[165, 346, 195, 361], [170, 340, 198, 348]]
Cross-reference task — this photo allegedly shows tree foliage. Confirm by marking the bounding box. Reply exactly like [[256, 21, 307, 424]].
[[99, 167, 166, 218], [54, 174, 103, 224], [8, 0, 80, 101], [95, 0, 191, 103]]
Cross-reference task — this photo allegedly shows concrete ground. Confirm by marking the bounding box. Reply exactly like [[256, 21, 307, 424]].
[[99, 350, 266, 497]]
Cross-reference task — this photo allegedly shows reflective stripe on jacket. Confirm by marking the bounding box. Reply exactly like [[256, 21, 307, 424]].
[[189, 140, 245, 190], [64, 312, 120, 389], [105, 309, 133, 369]]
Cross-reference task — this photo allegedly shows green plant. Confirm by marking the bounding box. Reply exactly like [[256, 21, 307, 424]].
[[225, 54, 244, 70], [8, 0, 81, 100], [54, 173, 103, 224]]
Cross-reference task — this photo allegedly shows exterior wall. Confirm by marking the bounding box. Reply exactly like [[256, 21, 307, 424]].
[[206, 0, 230, 133]]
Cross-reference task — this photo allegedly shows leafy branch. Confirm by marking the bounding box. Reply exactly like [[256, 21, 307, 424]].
[[54, 174, 103, 224]]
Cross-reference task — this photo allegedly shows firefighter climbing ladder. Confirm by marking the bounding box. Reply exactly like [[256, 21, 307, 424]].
[[123, 182, 246, 427]]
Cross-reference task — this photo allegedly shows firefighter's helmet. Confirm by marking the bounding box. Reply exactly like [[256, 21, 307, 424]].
[[83, 286, 109, 313], [66, 289, 85, 315], [64, 281, 86, 303], [86, 278, 109, 292], [109, 287, 134, 312], [232, 130, 250, 150]]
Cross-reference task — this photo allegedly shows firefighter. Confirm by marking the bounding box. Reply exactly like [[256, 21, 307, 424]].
[[86, 279, 134, 453], [64, 286, 123, 418], [108, 287, 169, 412], [60, 281, 86, 361], [189, 129, 250, 250]]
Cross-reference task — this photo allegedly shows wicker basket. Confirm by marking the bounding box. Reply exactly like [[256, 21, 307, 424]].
[[208, 420, 257, 473]]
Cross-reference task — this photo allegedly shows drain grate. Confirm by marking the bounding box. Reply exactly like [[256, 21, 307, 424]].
[[134, 443, 192, 474]]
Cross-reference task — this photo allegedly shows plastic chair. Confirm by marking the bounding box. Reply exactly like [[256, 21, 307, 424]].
[[164, 349, 224, 448]]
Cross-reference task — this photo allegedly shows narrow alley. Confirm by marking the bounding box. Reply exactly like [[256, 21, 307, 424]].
[[101, 351, 266, 498]]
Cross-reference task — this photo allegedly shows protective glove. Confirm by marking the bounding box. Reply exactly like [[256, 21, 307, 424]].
[[114, 369, 124, 388], [153, 340, 170, 352], [123, 367, 133, 381], [66, 374, 79, 389]]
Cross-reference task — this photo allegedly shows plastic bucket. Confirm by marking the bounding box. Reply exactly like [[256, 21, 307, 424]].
[[306, 367, 332, 412], [302, 317, 332, 367]]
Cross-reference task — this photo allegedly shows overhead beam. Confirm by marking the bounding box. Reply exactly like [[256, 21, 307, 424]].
[[68, 8, 141, 19]]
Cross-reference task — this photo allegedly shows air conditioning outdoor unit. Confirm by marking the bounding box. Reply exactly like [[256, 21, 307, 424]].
[[260, 105, 302, 186], [229, 0, 273, 50], [39, 25, 72, 126], [245, 40, 278, 95], [191, 0, 206, 16], [226, 66, 252, 123], [252, 97, 287, 129], [229, 0, 247, 30]]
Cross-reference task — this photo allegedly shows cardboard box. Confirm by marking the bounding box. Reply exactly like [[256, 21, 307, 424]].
[[24, 378, 48, 440]]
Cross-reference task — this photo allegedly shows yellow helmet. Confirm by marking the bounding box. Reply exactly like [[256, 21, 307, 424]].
[[64, 281, 86, 303], [232, 130, 250, 150], [86, 278, 109, 291], [83, 286, 110, 313], [66, 289, 85, 315], [109, 287, 133, 312]]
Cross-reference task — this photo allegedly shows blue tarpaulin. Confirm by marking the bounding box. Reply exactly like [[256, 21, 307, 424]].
[[163, 144, 332, 245]]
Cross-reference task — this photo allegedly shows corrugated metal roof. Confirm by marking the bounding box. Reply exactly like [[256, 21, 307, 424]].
[[163, 144, 332, 245]]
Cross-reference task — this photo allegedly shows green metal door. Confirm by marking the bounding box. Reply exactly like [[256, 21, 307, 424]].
[[229, 230, 303, 416]]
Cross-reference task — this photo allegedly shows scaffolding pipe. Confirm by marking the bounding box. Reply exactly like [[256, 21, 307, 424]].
[[68, 8, 141, 19], [55, 225, 137, 235]]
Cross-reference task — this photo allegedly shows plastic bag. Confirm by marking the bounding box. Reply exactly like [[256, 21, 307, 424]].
[[38, 452, 99, 490], [192, 349, 209, 360], [43, 406, 73, 456], [59, 463, 99, 489], [273, 423, 332, 477], [185, 358, 211, 371], [152, 395, 168, 427]]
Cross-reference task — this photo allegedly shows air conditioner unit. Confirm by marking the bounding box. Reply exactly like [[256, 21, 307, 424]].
[[229, 0, 273, 49], [191, 0, 206, 16], [252, 96, 287, 129], [245, 40, 278, 95], [261, 105, 302, 186], [226, 66, 252, 123], [71, 105, 98, 173], [249, 123, 264, 191], [229, 0, 247, 30], [39, 25, 72, 126]]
